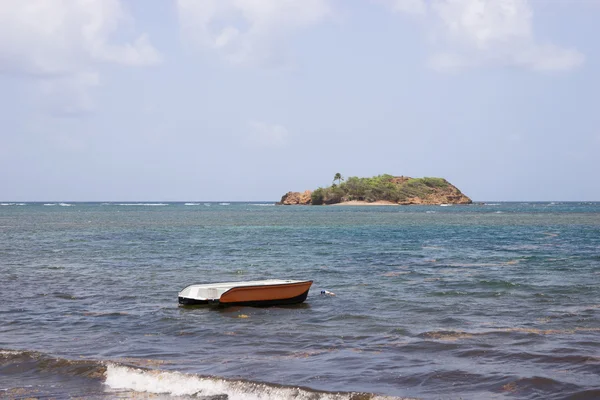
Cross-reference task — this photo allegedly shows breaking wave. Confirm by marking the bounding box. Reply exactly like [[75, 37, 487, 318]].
[[105, 364, 402, 400], [1, 349, 404, 400]]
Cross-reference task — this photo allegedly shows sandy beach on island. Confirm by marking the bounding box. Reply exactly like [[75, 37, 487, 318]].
[[329, 200, 399, 206]]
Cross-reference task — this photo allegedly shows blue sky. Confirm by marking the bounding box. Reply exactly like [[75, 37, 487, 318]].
[[1, 0, 598, 201]]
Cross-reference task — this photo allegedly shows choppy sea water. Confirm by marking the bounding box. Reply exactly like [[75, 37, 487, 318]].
[[1, 202, 599, 399]]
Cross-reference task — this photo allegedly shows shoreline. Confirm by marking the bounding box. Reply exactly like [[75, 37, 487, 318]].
[[329, 200, 399, 206]]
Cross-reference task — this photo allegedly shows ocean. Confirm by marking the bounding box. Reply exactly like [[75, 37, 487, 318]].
[[1, 202, 599, 399]]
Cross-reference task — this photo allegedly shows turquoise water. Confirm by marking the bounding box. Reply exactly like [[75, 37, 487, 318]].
[[1, 202, 599, 399]]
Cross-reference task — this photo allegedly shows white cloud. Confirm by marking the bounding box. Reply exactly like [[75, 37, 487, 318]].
[[389, 0, 584, 72], [0, 0, 161, 112], [246, 121, 290, 148], [177, 0, 331, 66]]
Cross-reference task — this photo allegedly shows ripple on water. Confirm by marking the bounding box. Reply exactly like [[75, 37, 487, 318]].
[[1, 202, 599, 399]]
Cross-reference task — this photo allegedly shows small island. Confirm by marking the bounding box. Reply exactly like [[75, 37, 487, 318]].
[[277, 174, 472, 206]]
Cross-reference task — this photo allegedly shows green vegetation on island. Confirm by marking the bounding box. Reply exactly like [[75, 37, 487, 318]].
[[278, 174, 472, 205]]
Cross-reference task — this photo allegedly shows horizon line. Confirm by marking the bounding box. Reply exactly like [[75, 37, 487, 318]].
[[2, 200, 600, 204]]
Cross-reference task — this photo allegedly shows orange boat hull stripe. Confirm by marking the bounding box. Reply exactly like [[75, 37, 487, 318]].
[[219, 281, 313, 304]]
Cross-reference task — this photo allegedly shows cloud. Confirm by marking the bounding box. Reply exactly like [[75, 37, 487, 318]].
[[176, 0, 331, 66], [246, 121, 290, 148], [388, 0, 584, 72], [0, 0, 161, 113]]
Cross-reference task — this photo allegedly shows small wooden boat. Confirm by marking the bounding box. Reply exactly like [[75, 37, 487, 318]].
[[178, 279, 313, 307]]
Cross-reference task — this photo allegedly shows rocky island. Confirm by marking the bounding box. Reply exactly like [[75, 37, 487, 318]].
[[277, 174, 471, 206]]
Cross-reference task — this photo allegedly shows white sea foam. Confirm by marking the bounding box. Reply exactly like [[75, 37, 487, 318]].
[[184, 203, 200, 206], [219, 203, 231, 206], [104, 365, 400, 400], [0, 203, 14, 206], [485, 203, 500, 206], [43, 203, 57, 206], [0, 350, 24, 355], [204, 203, 211, 207], [59, 203, 72, 207], [250, 203, 275, 207], [439, 204, 451, 207]]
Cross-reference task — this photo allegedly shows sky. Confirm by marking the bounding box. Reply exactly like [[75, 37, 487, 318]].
[[1, 0, 599, 202]]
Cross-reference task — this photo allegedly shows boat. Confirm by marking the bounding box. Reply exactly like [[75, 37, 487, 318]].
[[178, 279, 313, 307]]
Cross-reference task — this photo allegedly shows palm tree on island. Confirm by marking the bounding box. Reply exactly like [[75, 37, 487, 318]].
[[333, 173, 344, 185]]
